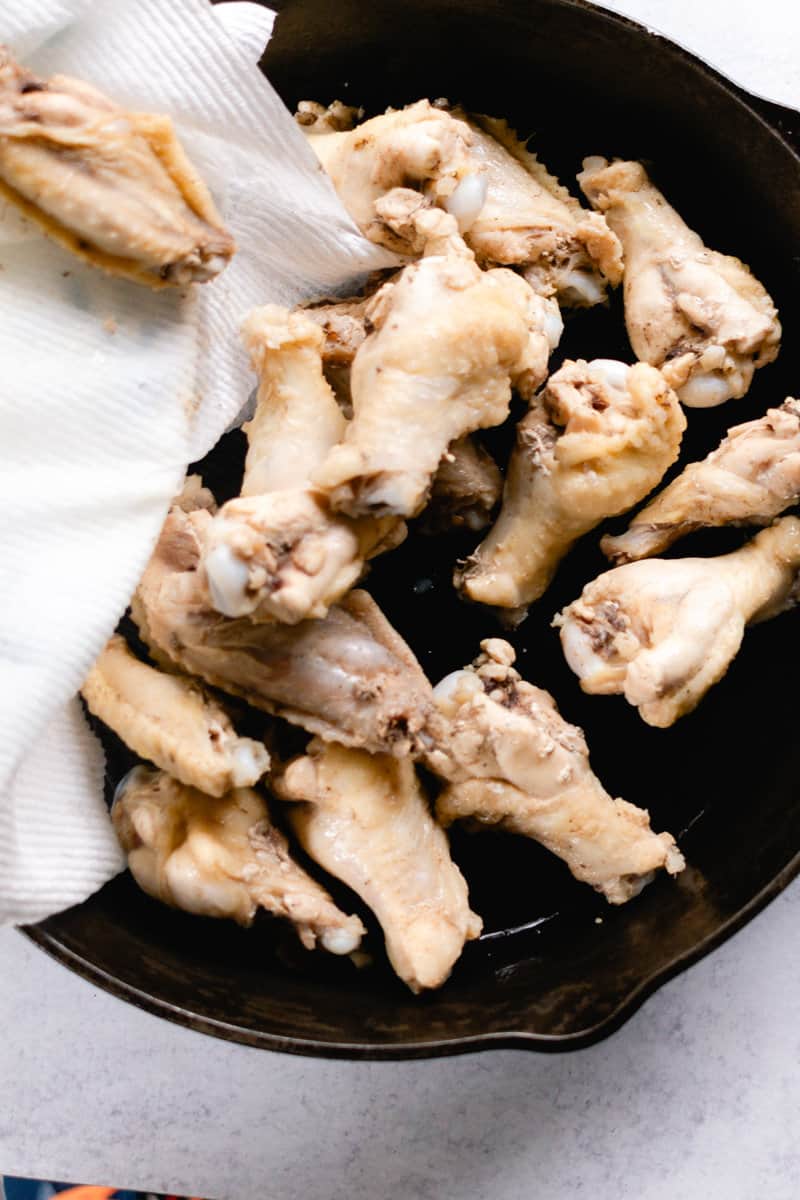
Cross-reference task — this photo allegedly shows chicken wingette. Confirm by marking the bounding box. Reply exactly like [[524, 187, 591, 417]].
[[0, 46, 234, 285], [114, 767, 364, 954]]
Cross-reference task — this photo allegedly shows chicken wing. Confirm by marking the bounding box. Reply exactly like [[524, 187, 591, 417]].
[[557, 517, 800, 726], [0, 47, 234, 286], [274, 739, 482, 992], [313, 206, 561, 518], [578, 157, 780, 407], [426, 640, 683, 903], [603, 398, 800, 563], [113, 766, 364, 954], [133, 505, 436, 756], [299, 291, 372, 415], [420, 436, 503, 534], [457, 359, 685, 619], [301, 292, 503, 532], [297, 99, 486, 254], [81, 634, 269, 797], [455, 113, 623, 305], [199, 305, 404, 623]]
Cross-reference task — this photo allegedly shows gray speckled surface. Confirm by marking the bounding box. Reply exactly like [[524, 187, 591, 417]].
[[2, 885, 800, 1198], [2, 2, 799, 1196]]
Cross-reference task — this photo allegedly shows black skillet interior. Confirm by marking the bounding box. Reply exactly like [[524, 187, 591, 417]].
[[27, 0, 800, 1057]]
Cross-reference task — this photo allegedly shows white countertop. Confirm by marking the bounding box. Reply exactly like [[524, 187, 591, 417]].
[[2, 2, 799, 1197]]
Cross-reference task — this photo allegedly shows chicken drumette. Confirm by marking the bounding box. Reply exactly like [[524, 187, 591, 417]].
[[312, 206, 561, 518], [274, 740, 482, 992], [298, 99, 486, 253], [199, 305, 403, 624], [301, 292, 503, 534], [579, 157, 780, 407], [113, 766, 364, 954], [425, 640, 684, 904], [133, 504, 436, 756], [557, 518, 800, 727], [0, 46, 234, 286], [454, 113, 623, 306], [81, 634, 269, 797], [456, 359, 685, 619], [603, 398, 800, 562]]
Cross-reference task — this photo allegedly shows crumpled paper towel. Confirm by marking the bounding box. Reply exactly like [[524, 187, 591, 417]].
[[0, 0, 396, 925]]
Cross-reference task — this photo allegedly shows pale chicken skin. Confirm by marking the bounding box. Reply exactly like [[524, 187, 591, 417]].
[[0, 47, 234, 286], [426, 640, 684, 904], [557, 518, 800, 727], [313, 207, 561, 518], [579, 157, 780, 407], [456, 113, 624, 306], [301, 292, 504, 533], [297, 99, 486, 254], [132, 505, 436, 757], [81, 634, 269, 798], [199, 305, 403, 624], [275, 739, 482, 992], [113, 766, 364, 954], [603, 398, 800, 562], [457, 359, 685, 619]]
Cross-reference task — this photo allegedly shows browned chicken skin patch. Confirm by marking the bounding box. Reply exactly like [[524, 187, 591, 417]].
[[0, 46, 235, 286]]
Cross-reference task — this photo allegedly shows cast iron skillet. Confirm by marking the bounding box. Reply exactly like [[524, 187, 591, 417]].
[[26, 0, 800, 1058]]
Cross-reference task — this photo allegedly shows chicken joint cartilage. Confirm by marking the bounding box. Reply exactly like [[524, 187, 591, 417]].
[[578, 157, 780, 406], [426, 639, 684, 904], [456, 358, 685, 618], [0, 46, 235, 286], [558, 518, 800, 726]]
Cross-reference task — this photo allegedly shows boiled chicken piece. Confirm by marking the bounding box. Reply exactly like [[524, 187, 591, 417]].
[[81, 634, 269, 797], [421, 436, 503, 534], [426, 640, 684, 904], [132, 505, 436, 756], [297, 99, 486, 253], [301, 292, 503, 532], [579, 157, 780, 407], [557, 517, 800, 727], [454, 113, 623, 305], [603, 397, 800, 562], [299, 292, 372, 415], [113, 766, 364, 954], [457, 359, 685, 618], [173, 473, 217, 514], [313, 206, 562, 518], [199, 305, 403, 623], [274, 739, 482, 992], [0, 47, 234, 286]]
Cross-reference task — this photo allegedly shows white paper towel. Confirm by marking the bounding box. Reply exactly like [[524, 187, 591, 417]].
[[0, 0, 396, 925]]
